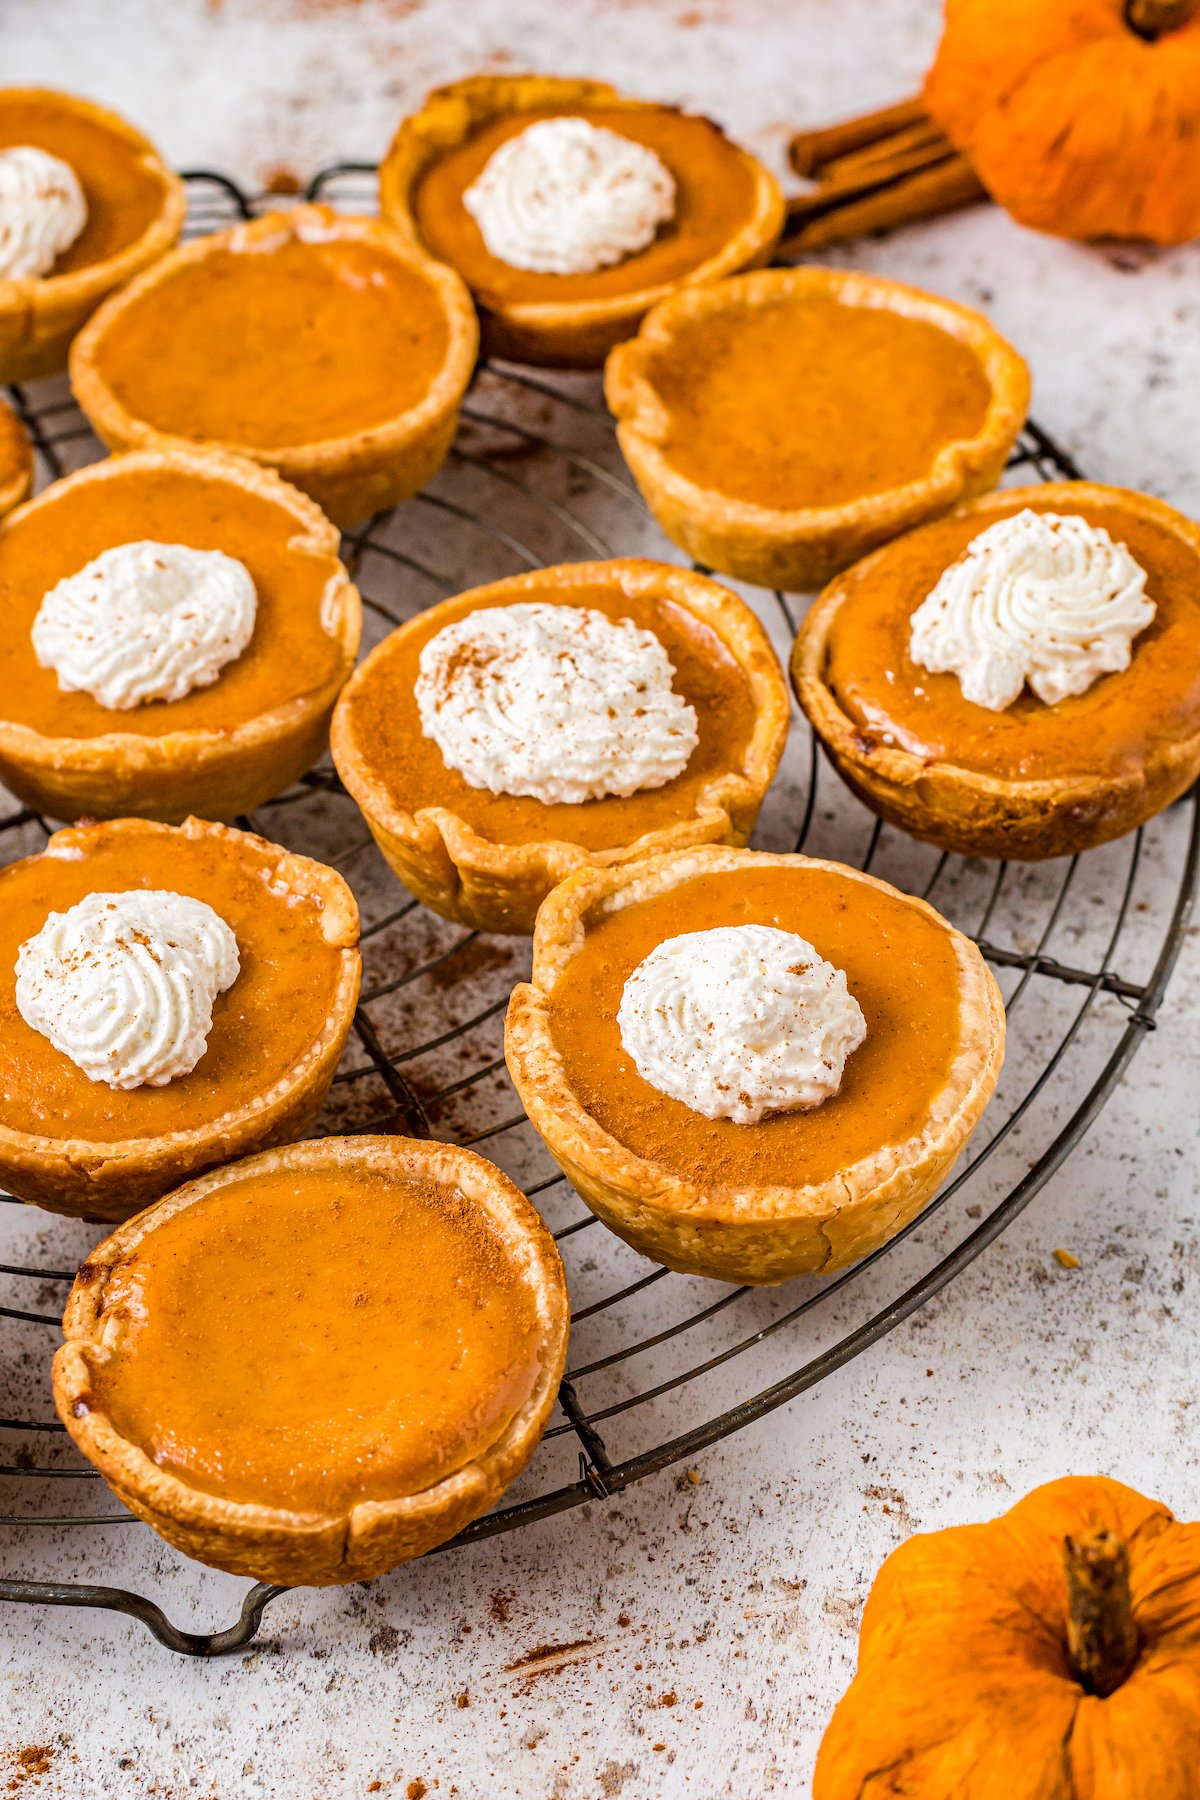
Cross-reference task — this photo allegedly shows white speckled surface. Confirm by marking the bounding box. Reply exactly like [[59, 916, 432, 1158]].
[[1, 2, 1199, 1794]]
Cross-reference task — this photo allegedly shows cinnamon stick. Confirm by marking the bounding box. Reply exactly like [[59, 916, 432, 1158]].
[[780, 155, 985, 254], [786, 141, 958, 229], [788, 97, 928, 178], [1064, 1530, 1141, 1698], [818, 120, 952, 185]]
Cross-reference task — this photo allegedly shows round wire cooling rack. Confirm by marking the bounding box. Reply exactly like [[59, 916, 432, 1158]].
[[0, 165, 1195, 1657]]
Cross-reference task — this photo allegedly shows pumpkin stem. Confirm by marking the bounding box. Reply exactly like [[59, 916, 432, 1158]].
[[1064, 1530, 1141, 1698], [1125, 0, 1195, 39]]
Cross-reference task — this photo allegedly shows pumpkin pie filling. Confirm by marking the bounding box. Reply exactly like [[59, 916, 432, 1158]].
[[81, 233, 453, 451], [342, 577, 760, 853], [823, 495, 1200, 783], [85, 1160, 546, 1512], [416, 105, 760, 309], [640, 296, 994, 512], [547, 864, 962, 1190], [0, 826, 349, 1144], [0, 462, 349, 742], [0, 91, 167, 274]]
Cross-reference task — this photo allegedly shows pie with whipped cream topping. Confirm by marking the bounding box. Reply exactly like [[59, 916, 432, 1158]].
[[617, 922, 867, 1124], [16, 889, 240, 1089], [54, 1135, 568, 1584], [793, 483, 1200, 860], [505, 845, 1004, 1283], [330, 559, 790, 933], [0, 88, 184, 382], [69, 205, 478, 526], [0, 816, 360, 1220], [380, 75, 784, 367], [605, 266, 1031, 592], [0, 445, 361, 823], [0, 145, 87, 280]]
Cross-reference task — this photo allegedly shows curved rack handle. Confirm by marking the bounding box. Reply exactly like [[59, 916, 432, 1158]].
[[0, 1576, 287, 1657]]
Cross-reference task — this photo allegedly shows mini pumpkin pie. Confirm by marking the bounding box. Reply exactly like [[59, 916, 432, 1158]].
[[0, 87, 184, 382], [380, 74, 785, 368], [69, 205, 479, 526], [505, 845, 1005, 1284], [0, 445, 361, 823], [605, 266, 1031, 591], [330, 558, 790, 934], [0, 815, 360, 1220], [0, 393, 32, 518], [793, 483, 1200, 861], [53, 1135, 569, 1585]]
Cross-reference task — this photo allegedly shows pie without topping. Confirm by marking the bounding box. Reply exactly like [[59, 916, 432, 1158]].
[[0, 815, 361, 1220], [0, 446, 361, 823], [330, 558, 790, 934], [0, 87, 184, 382], [69, 205, 479, 526], [605, 266, 1031, 592], [380, 75, 785, 367], [793, 483, 1200, 861], [0, 394, 32, 519], [505, 846, 1005, 1284], [53, 1136, 569, 1584]]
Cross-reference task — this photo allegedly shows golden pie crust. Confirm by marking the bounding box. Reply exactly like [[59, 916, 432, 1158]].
[[53, 1135, 569, 1586], [380, 74, 785, 368], [605, 266, 1031, 592], [505, 845, 1005, 1284], [69, 205, 479, 527], [0, 393, 32, 518], [330, 559, 791, 934], [0, 445, 362, 823], [0, 88, 185, 383], [793, 483, 1200, 861], [0, 816, 361, 1220]]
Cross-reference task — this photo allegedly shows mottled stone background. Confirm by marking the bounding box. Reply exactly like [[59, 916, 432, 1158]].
[[1, 1, 1198, 1795]]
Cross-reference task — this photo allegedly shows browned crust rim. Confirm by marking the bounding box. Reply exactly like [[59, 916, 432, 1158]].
[[0, 394, 32, 518], [604, 266, 1031, 582], [329, 559, 791, 929], [792, 482, 1200, 860], [0, 88, 186, 371], [504, 845, 1005, 1276], [379, 74, 786, 350], [0, 817, 361, 1205], [52, 1135, 569, 1584], [68, 204, 479, 471], [0, 444, 362, 808]]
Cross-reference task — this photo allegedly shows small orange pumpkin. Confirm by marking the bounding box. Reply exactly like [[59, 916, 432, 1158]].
[[815, 1475, 1200, 1798], [923, 0, 1200, 244]]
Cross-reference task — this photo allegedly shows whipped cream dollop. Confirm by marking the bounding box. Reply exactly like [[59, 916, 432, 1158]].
[[415, 601, 698, 805], [0, 146, 87, 280], [15, 890, 240, 1089], [617, 924, 867, 1126], [32, 541, 258, 711], [908, 509, 1155, 712], [462, 116, 676, 275]]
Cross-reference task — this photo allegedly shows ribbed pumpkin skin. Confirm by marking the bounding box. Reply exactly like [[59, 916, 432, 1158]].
[[923, 0, 1200, 244], [814, 1475, 1200, 1799]]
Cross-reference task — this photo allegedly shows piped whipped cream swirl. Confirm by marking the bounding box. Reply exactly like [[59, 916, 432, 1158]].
[[415, 601, 698, 805], [15, 890, 240, 1089], [908, 509, 1155, 712], [32, 541, 258, 711], [462, 117, 676, 275], [617, 924, 867, 1125], [0, 146, 87, 280]]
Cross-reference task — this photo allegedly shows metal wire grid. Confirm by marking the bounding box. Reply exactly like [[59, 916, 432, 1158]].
[[0, 166, 1195, 1656]]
